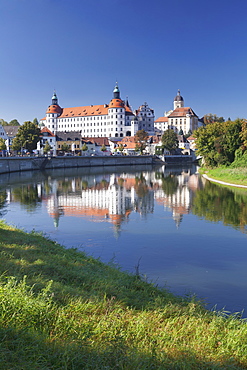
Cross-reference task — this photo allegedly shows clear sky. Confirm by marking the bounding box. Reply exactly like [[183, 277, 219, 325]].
[[1, 0, 247, 124]]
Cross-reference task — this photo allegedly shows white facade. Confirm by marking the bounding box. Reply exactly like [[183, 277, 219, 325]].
[[168, 107, 199, 134], [154, 90, 199, 135], [40, 85, 155, 139], [0, 125, 7, 139]]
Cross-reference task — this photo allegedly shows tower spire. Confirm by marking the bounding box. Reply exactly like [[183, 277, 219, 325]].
[[52, 90, 58, 105], [113, 81, 120, 99]]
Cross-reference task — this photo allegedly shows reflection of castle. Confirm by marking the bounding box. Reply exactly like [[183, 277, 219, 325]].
[[44, 173, 154, 236], [6, 168, 201, 234]]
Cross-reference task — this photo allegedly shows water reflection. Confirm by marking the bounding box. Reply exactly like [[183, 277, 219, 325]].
[[2, 165, 247, 234], [192, 181, 247, 234], [0, 190, 7, 217]]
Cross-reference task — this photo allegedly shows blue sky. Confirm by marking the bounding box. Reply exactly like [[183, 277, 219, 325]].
[[1, 0, 247, 124]]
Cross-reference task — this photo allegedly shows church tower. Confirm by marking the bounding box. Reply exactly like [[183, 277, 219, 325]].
[[173, 90, 184, 110]]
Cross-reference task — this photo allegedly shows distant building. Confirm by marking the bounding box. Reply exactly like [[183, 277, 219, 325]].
[[40, 84, 155, 138], [155, 90, 201, 134], [3, 126, 18, 152], [37, 127, 56, 155]]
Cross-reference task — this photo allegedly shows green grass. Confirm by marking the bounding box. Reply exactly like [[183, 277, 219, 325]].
[[202, 167, 247, 187], [0, 220, 247, 369]]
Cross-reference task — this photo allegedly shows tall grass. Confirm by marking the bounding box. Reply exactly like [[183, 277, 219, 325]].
[[0, 220, 247, 369]]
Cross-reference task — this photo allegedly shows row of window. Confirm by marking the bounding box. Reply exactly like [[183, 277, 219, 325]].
[[48, 114, 132, 123], [170, 119, 187, 124]]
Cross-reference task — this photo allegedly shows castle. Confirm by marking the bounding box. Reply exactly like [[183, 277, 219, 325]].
[[40, 83, 155, 138]]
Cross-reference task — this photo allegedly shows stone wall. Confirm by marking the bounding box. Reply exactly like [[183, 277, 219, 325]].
[[0, 155, 155, 174]]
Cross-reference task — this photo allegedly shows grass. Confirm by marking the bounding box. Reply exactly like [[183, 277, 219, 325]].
[[201, 167, 247, 187], [1, 220, 247, 369]]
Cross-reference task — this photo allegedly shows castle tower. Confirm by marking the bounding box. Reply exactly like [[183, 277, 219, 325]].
[[173, 90, 184, 110], [52, 90, 58, 105], [113, 82, 120, 99], [45, 91, 62, 134]]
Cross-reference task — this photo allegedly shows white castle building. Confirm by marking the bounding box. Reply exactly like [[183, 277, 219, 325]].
[[154, 90, 200, 134], [40, 84, 155, 138]]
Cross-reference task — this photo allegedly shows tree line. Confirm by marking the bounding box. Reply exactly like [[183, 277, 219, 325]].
[[194, 118, 247, 167]]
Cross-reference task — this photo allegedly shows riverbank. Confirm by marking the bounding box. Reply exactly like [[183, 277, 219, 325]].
[[0, 154, 195, 175], [201, 167, 247, 188], [0, 220, 247, 369]]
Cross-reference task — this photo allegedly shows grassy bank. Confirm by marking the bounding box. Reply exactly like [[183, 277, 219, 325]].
[[201, 167, 247, 187], [1, 221, 247, 369]]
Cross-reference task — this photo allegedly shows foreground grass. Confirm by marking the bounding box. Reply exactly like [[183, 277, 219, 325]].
[[0, 221, 247, 369], [201, 167, 247, 187]]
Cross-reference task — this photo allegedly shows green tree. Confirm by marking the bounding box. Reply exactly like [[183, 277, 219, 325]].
[[100, 144, 107, 152], [61, 143, 70, 153], [194, 119, 243, 167], [0, 119, 8, 126], [33, 118, 39, 125], [161, 129, 178, 153], [240, 119, 247, 149], [81, 143, 88, 152], [11, 137, 22, 152], [14, 121, 41, 153], [185, 130, 192, 139], [135, 129, 149, 154], [8, 119, 20, 126], [118, 143, 124, 152], [43, 141, 52, 154], [203, 113, 225, 125], [0, 138, 6, 151]]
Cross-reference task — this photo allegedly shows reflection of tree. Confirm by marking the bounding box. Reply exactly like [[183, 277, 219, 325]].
[[0, 190, 7, 217], [81, 180, 88, 190], [59, 181, 71, 192], [192, 182, 247, 232], [12, 185, 41, 211], [134, 174, 148, 197], [100, 179, 109, 189], [161, 174, 179, 196]]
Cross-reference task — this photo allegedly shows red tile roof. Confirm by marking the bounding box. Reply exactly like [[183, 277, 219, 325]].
[[46, 104, 62, 114], [41, 127, 55, 137], [84, 137, 110, 146], [168, 107, 198, 118], [154, 116, 168, 123], [45, 101, 133, 120]]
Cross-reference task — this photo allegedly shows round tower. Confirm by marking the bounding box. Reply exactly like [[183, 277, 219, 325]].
[[173, 90, 184, 109], [45, 91, 62, 134]]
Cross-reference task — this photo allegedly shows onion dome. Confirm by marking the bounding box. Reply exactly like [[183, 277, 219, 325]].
[[174, 89, 184, 102]]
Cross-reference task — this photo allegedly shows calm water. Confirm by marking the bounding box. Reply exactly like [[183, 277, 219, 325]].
[[0, 165, 247, 315]]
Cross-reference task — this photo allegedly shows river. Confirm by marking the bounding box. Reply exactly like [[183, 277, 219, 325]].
[[0, 164, 247, 315]]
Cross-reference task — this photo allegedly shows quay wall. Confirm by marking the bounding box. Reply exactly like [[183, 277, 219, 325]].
[[0, 155, 154, 174], [0, 155, 194, 175]]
